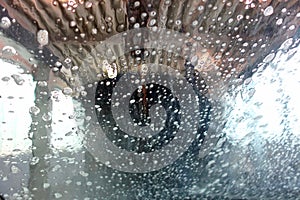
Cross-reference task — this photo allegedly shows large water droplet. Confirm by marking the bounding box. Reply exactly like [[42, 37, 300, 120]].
[[2, 46, 17, 56], [280, 38, 293, 51], [0, 17, 11, 29], [37, 30, 49, 47], [264, 6, 274, 16], [11, 74, 25, 85]]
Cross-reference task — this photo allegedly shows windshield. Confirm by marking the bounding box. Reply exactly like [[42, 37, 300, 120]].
[[0, 1, 299, 199]]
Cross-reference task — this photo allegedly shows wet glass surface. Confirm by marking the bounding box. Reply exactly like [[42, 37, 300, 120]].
[[0, 1, 299, 199]]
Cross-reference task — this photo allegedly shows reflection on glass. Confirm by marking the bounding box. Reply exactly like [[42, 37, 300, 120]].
[[0, 60, 34, 156]]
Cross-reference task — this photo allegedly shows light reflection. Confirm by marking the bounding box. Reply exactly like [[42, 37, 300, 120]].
[[0, 60, 34, 156], [224, 43, 300, 144], [50, 90, 84, 151], [0, 59, 84, 156]]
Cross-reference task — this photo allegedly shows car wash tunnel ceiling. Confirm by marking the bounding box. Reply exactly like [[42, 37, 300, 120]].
[[0, 0, 299, 91], [0, 0, 299, 200]]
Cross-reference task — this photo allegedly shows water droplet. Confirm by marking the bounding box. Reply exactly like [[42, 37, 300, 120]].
[[69, 20, 76, 27], [276, 18, 283, 25], [71, 65, 79, 71], [52, 67, 59, 72], [43, 183, 50, 189], [54, 61, 62, 68], [30, 156, 40, 165], [87, 15, 94, 21], [241, 88, 256, 102], [130, 99, 135, 104], [103, 60, 117, 79], [192, 20, 199, 27], [237, 15, 244, 21], [91, 28, 98, 35], [42, 112, 52, 122], [243, 77, 252, 85], [10, 165, 20, 174], [54, 193, 62, 199], [79, 171, 89, 177], [263, 6, 274, 16], [85, 1, 93, 8], [164, 0, 171, 5], [1, 76, 10, 82], [280, 38, 293, 51], [80, 90, 87, 97], [245, 0, 253, 5], [289, 25, 295, 31], [2, 46, 17, 56], [0, 17, 11, 29], [37, 81, 48, 87], [37, 30, 49, 47], [263, 53, 275, 63], [63, 87, 73, 95], [29, 106, 41, 115], [11, 74, 24, 85], [134, 1, 140, 8], [141, 64, 148, 74], [149, 19, 156, 26], [175, 20, 182, 25], [52, 0, 58, 6]]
